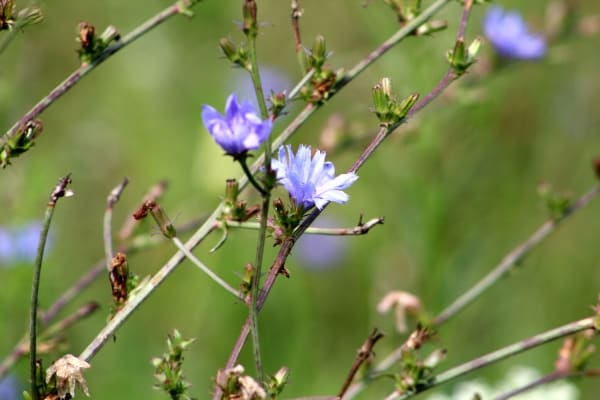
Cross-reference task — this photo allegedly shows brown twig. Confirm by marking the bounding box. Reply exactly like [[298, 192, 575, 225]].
[[104, 178, 129, 269], [118, 180, 168, 241], [337, 329, 385, 399], [291, 0, 305, 71]]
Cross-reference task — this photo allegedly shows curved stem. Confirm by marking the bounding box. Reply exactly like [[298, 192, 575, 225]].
[[29, 174, 72, 400], [238, 157, 266, 196], [29, 205, 54, 400]]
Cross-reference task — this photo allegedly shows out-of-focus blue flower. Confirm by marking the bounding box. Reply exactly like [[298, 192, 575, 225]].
[[15, 222, 42, 260], [201, 94, 272, 157], [272, 145, 359, 210], [230, 66, 291, 104], [294, 216, 347, 270], [0, 221, 48, 267], [0, 375, 21, 400], [483, 6, 546, 60]]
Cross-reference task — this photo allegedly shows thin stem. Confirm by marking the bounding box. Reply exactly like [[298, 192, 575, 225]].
[[291, 0, 307, 72], [1, 0, 202, 150], [29, 174, 72, 400], [78, 211, 218, 362], [249, 196, 269, 381], [118, 181, 168, 241], [171, 236, 241, 298], [244, 3, 272, 379], [408, 0, 472, 116], [222, 216, 384, 235], [389, 317, 597, 399], [338, 329, 385, 398], [238, 157, 267, 196], [29, 206, 53, 400], [104, 178, 129, 269], [435, 183, 600, 326], [342, 185, 600, 400], [493, 370, 568, 400], [288, 69, 315, 100], [337, 0, 452, 89], [0, 219, 206, 380]]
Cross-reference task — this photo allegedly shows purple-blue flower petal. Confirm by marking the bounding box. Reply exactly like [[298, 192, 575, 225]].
[[201, 93, 272, 156], [272, 145, 358, 210], [483, 6, 547, 60]]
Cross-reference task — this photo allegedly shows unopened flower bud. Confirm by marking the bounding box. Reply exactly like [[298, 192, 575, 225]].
[[16, 6, 43, 28], [0, 0, 15, 30], [100, 25, 120, 44], [311, 35, 327, 68], [219, 37, 238, 61], [242, 0, 257, 37], [225, 179, 239, 204]]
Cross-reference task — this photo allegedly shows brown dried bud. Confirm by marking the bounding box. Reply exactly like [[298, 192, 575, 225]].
[[593, 157, 600, 180], [78, 22, 95, 51], [109, 252, 129, 308]]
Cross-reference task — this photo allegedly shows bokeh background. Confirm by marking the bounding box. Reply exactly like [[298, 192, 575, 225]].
[[1, 0, 600, 398]]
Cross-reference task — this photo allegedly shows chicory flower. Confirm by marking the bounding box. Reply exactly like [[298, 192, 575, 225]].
[[483, 6, 546, 60], [272, 145, 358, 210], [201, 94, 272, 158]]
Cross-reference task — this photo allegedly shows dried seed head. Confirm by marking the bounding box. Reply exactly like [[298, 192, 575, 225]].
[[46, 354, 91, 399]]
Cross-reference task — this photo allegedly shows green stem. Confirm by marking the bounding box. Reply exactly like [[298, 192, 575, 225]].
[[29, 174, 72, 400], [238, 157, 266, 196], [222, 217, 384, 235], [390, 317, 597, 400], [29, 205, 54, 400], [244, 3, 272, 382], [1, 0, 203, 150], [249, 194, 270, 382], [171, 237, 241, 298]]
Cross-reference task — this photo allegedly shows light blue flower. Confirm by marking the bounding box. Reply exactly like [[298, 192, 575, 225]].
[[272, 145, 358, 210], [295, 216, 347, 270], [201, 94, 272, 157], [0, 375, 21, 400], [483, 6, 546, 60], [0, 221, 49, 267]]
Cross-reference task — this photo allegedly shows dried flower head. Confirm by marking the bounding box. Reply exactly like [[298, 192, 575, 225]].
[[215, 365, 266, 400], [46, 354, 91, 399], [377, 291, 422, 333]]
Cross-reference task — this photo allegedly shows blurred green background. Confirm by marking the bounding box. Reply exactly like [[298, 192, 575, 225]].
[[1, 0, 600, 398]]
